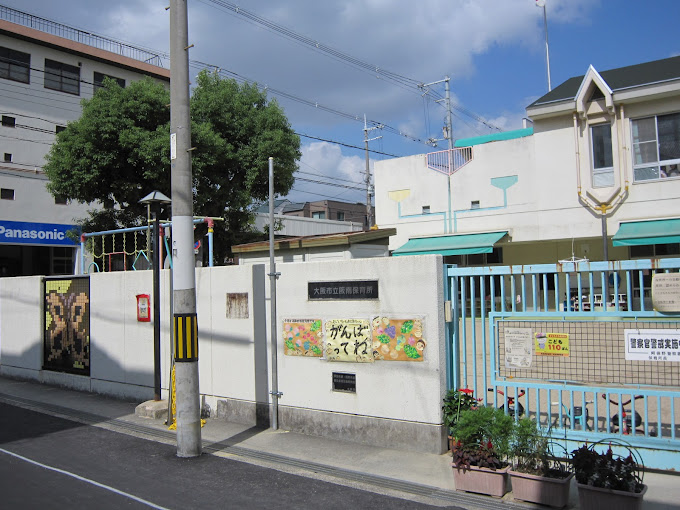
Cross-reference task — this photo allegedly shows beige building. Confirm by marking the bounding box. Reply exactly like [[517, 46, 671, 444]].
[[375, 54, 680, 267]]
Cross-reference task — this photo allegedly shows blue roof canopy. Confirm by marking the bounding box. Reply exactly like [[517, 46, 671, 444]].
[[392, 232, 507, 256]]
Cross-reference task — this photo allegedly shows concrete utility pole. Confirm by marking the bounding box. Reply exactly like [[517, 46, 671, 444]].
[[170, 0, 201, 458], [363, 115, 382, 229], [420, 77, 453, 232], [268, 157, 281, 429]]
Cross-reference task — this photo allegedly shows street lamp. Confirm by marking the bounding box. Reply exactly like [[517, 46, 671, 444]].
[[139, 190, 171, 401]]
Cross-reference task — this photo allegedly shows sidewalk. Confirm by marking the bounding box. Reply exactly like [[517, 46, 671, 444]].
[[0, 375, 678, 510]]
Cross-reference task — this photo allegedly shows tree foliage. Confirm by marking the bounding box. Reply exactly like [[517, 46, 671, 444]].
[[44, 72, 300, 262]]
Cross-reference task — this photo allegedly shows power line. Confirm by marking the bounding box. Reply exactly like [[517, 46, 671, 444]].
[[296, 132, 399, 157]]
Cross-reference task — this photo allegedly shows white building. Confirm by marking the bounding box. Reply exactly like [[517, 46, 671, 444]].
[[375, 55, 680, 268], [0, 8, 169, 276]]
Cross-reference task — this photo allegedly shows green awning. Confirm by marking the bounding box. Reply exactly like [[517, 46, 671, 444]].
[[612, 219, 680, 247], [392, 231, 507, 256]]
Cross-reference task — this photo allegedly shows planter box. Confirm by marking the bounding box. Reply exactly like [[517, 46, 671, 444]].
[[577, 482, 647, 510], [509, 470, 573, 508], [451, 463, 510, 497]]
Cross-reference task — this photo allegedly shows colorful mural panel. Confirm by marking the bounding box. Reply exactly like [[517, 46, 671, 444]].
[[325, 318, 373, 362], [371, 317, 426, 361], [283, 319, 323, 357], [44, 277, 90, 375]]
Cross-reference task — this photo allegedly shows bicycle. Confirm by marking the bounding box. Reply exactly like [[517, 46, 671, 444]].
[[602, 394, 645, 435], [488, 387, 525, 418]]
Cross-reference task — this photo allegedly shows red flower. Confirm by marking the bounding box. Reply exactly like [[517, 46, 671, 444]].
[[459, 388, 474, 395]]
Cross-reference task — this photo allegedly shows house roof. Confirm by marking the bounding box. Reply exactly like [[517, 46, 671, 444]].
[[529, 55, 680, 108], [253, 199, 305, 214], [231, 228, 396, 254]]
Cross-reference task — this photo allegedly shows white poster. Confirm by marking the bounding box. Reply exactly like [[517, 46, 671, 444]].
[[624, 329, 680, 362], [504, 327, 533, 368], [652, 273, 680, 312]]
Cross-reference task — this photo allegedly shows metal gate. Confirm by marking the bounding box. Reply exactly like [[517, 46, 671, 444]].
[[445, 259, 680, 470]]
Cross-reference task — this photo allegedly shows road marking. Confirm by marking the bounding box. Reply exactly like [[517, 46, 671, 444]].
[[0, 447, 171, 510]]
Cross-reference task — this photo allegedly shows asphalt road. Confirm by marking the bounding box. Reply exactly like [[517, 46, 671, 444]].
[[0, 403, 461, 509]]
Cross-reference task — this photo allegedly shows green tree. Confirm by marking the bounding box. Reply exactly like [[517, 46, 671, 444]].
[[45, 72, 300, 263]]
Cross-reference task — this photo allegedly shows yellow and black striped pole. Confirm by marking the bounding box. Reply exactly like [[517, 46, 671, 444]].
[[174, 313, 198, 362]]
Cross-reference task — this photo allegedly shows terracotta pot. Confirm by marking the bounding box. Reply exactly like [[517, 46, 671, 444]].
[[577, 482, 647, 510], [509, 470, 573, 508], [451, 463, 510, 497]]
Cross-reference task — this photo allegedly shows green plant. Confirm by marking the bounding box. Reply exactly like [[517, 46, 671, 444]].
[[570, 440, 644, 493], [450, 405, 515, 469], [442, 388, 479, 432], [510, 417, 570, 478]]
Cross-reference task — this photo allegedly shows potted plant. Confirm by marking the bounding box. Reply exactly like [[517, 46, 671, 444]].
[[442, 388, 479, 450], [449, 405, 514, 497], [570, 439, 647, 510], [508, 417, 573, 508]]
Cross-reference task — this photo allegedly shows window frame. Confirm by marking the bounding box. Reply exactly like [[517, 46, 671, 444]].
[[0, 46, 30, 84], [631, 111, 680, 182], [590, 122, 614, 187], [44, 58, 80, 95], [1, 188, 15, 200], [93, 71, 125, 92]]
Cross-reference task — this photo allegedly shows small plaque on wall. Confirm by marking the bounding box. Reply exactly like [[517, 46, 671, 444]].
[[308, 280, 378, 300], [332, 372, 356, 393]]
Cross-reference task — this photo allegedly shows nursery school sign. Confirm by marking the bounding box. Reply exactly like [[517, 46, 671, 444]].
[[308, 280, 378, 300]]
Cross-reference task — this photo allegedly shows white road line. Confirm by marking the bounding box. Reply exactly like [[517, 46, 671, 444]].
[[0, 447, 171, 510]]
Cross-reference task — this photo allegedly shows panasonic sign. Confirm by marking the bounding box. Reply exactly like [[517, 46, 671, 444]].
[[0, 220, 77, 246]]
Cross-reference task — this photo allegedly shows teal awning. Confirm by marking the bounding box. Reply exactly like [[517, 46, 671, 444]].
[[392, 231, 507, 256], [612, 219, 680, 246]]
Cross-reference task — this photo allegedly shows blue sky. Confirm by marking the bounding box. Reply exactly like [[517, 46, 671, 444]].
[[8, 0, 680, 204]]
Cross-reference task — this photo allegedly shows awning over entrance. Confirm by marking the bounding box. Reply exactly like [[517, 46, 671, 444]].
[[612, 219, 680, 247], [392, 231, 507, 256]]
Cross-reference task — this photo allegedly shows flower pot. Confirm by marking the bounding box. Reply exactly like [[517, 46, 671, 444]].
[[451, 463, 510, 497], [509, 470, 573, 508], [577, 482, 647, 510]]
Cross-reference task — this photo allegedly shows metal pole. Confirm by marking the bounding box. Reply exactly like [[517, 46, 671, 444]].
[[268, 157, 280, 429], [207, 219, 214, 267], [170, 0, 201, 458], [542, 3, 552, 91], [152, 207, 161, 401], [445, 77, 453, 234], [364, 116, 371, 230]]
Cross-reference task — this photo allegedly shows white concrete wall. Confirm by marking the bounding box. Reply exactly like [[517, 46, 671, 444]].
[[0, 255, 446, 434]]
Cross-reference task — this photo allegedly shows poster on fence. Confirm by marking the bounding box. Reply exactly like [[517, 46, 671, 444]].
[[504, 327, 533, 368], [624, 329, 680, 361], [535, 332, 570, 357], [371, 317, 426, 361], [325, 318, 373, 362], [282, 319, 323, 357]]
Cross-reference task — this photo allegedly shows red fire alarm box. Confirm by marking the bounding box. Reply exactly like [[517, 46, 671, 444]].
[[136, 294, 151, 322]]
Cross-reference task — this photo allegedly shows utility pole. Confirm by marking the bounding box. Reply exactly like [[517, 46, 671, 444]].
[[420, 77, 453, 232], [169, 0, 201, 458], [363, 115, 382, 229]]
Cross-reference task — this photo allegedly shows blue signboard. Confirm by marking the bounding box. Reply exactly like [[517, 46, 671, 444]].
[[0, 220, 78, 246]]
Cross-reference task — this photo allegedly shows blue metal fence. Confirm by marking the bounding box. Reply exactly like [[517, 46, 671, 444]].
[[445, 258, 680, 469]]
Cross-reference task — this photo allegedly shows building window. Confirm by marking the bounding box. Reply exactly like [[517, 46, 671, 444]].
[[444, 247, 503, 266], [336, 211, 345, 221], [55, 195, 68, 205], [312, 211, 326, 219], [632, 112, 680, 181], [44, 59, 80, 95], [93, 71, 125, 92], [1, 115, 15, 127], [630, 243, 680, 258], [422, 206, 431, 214], [56, 125, 66, 134], [1, 188, 14, 200], [3, 153, 11, 162], [591, 123, 614, 187], [471, 200, 480, 209], [51, 247, 74, 275], [0, 46, 30, 83]]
